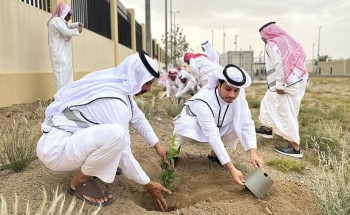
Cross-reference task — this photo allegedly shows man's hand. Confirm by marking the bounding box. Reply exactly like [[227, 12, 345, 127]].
[[145, 181, 171, 212], [154, 142, 168, 163], [77, 22, 84, 33], [225, 162, 245, 186], [249, 149, 264, 168]]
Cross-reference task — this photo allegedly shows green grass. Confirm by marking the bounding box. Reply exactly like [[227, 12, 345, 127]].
[[267, 157, 305, 173], [246, 96, 261, 109]]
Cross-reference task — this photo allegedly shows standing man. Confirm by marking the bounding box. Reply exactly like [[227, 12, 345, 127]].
[[173, 64, 264, 186], [47, 2, 83, 91], [256, 22, 308, 158], [184, 52, 223, 90], [37, 51, 171, 210], [201, 40, 220, 64]]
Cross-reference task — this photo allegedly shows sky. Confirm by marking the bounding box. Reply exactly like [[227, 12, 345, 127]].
[[119, 0, 350, 60]]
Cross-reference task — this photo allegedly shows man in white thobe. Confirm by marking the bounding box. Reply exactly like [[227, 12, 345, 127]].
[[173, 64, 264, 186], [184, 52, 223, 90], [256, 22, 308, 158], [201, 40, 220, 64], [165, 68, 180, 97], [47, 2, 83, 91], [37, 51, 171, 210], [175, 69, 197, 98]]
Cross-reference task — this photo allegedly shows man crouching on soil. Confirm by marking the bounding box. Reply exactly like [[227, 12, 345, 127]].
[[37, 51, 171, 211], [173, 64, 264, 185]]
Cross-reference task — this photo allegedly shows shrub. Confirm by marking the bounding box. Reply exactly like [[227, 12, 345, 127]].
[[164, 97, 184, 118], [312, 124, 350, 215], [151, 86, 162, 97], [135, 96, 156, 120], [0, 118, 40, 172]]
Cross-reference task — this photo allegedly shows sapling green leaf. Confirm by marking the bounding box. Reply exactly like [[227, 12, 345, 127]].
[[159, 134, 179, 190]]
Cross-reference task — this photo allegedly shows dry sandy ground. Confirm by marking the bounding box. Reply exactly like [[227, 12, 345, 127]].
[[0, 89, 319, 215]]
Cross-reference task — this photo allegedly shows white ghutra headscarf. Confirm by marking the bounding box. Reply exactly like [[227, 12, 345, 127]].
[[201, 40, 220, 63], [47, 2, 72, 26], [205, 64, 252, 89], [43, 51, 159, 125]]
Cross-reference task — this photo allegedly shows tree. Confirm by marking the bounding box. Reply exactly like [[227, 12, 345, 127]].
[[318, 54, 331, 62], [161, 26, 190, 67]]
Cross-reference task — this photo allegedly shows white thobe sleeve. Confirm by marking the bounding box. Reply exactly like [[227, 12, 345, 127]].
[[267, 44, 285, 89], [52, 19, 80, 38], [129, 97, 159, 147], [190, 101, 231, 165], [189, 58, 200, 83], [240, 117, 257, 151], [165, 80, 172, 97], [67, 22, 80, 29], [119, 143, 150, 185]]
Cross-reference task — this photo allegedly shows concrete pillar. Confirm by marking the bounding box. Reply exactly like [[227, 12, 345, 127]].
[[50, 0, 59, 13], [65, 0, 71, 7], [145, 0, 151, 54], [128, 9, 136, 53], [141, 23, 146, 51], [110, 0, 119, 65]]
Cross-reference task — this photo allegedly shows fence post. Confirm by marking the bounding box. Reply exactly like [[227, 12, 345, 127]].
[[128, 9, 136, 53], [49, 0, 59, 13], [64, 0, 71, 7], [141, 23, 146, 51], [110, 0, 119, 65]]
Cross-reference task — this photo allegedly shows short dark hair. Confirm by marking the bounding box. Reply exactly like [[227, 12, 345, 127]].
[[218, 79, 225, 86]]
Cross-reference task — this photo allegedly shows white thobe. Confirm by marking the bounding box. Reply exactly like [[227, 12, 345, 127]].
[[48, 17, 80, 91], [175, 74, 197, 98], [173, 88, 257, 165], [166, 78, 180, 97], [259, 43, 308, 144], [37, 95, 158, 184], [189, 56, 222, 87]]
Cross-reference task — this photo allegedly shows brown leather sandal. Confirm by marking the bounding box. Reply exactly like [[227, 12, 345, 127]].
[[67, 179, 115, 206]]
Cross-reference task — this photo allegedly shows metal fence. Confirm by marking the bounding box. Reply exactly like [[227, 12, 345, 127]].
[[20, 0, 142, 49], [117, 2, 131, 48], [72, 0, 111, 39], [136, 22, 143, 52], [20, 0, 51, 12]]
